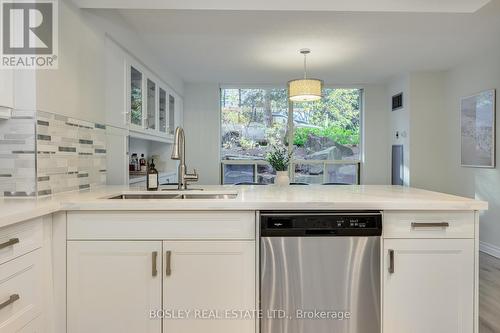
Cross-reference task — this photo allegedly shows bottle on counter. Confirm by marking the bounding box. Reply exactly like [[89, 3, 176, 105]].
[[147, 159, 159, 191], [140, 154, 147, 172], [130, 153, 138, 172]]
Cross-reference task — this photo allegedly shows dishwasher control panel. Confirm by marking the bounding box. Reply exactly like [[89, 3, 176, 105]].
[[260, 211, 382, 237]]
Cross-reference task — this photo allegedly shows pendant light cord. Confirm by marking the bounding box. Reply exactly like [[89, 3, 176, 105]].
[[303, 53, 307, 79]]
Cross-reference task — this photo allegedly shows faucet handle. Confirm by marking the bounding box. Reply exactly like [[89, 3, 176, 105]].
[[184, 169, 199, 182]]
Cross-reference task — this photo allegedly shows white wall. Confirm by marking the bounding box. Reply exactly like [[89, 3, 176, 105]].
[[362, 84, 390, 184], [387, 72, 448, 191], [183, 83, 391, 185], [440, 46, 500, 250], [409, 72, 447, 192], [183, 83, 221, 185], [388, 75, 411, 185]]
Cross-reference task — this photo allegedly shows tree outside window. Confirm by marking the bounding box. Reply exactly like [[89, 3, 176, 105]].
[[221, 88, 361, 184]]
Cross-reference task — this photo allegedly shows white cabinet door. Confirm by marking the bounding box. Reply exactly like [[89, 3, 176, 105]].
[[0, 69, 14, 109], [383, 239, 474, 333], [67, 241, 162, 333], [146, 78, 157, 131], [129, 64, 145, 130], [163, 241, 255, 333], [158, 87, 167, 134]]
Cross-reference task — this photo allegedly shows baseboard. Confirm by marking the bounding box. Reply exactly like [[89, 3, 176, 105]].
[[480, 241, 500, 259]]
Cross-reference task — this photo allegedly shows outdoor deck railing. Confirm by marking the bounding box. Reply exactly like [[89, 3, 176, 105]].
[[220, 159, 361, 185]]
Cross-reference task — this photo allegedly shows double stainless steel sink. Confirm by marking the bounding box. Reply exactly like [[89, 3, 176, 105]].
[[108, 192, 237, 200]]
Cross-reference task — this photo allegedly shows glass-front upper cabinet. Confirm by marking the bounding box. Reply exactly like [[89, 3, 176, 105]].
[[146, 79, 156, 130], [169, 94, 175, 134], [130, 66, 143, 127], [159, 88, 167, 133]]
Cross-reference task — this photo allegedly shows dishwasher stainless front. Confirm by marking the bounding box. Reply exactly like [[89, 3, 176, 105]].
[[260, 211, 382, 333]]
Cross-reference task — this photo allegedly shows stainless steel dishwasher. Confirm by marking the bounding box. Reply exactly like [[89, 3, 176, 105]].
[[260, 211, 382, 333]]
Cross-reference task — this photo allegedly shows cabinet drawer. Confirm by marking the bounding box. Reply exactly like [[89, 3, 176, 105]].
[[0, 251, 43, 332], [0, 219, 43, 265], [67, 211, 256, 240], [383, 211, 475, 239]]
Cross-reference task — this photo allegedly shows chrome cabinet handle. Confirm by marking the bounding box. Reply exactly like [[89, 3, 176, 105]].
[[165, 250, 172, 276], [152, 251, 158, 277], [388, 249, 395, 274], [0, 238, 19, 250], [411, 222, 450, 228], [0, 294, 20, 310]]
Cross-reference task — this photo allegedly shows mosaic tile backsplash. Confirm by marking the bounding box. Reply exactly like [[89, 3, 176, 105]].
[[0, 110, 107, 196], [0, 110, 37, 196], [36, 112, 107, 195]]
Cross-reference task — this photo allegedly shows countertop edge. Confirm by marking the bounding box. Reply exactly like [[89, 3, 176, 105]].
[[0, 185, 488, 229]]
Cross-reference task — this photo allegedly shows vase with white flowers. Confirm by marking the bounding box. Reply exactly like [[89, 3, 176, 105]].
[[266, 144, 293, 186]]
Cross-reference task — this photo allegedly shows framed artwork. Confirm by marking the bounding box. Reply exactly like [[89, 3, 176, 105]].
[[461, 89, 496, 168]]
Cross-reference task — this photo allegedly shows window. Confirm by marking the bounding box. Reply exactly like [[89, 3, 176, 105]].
[[220, 88, 362, 184]]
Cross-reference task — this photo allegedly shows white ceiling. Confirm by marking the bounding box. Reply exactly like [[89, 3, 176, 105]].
[[88, 0, 500, 85], [77, 0, 491, 13]]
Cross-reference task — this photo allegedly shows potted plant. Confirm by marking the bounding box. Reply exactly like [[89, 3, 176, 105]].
[[266, 145, 293, 186]]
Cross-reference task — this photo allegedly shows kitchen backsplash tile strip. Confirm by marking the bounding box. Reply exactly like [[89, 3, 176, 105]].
[[0, 110, 37, 196], [36, 112, 107, 195]]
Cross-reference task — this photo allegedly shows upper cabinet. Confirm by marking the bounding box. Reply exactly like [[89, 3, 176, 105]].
[[126, 61, 183, 139], [104, 37, 183, 140]]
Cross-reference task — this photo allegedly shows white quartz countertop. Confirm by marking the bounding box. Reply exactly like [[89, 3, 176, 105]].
[[0, 185, 488, 228]]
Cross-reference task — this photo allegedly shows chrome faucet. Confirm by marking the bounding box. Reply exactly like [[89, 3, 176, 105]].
[[171, 127, 199, 190]]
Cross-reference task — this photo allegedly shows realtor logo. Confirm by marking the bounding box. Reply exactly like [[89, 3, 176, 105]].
[[1, 0, 58, 68]]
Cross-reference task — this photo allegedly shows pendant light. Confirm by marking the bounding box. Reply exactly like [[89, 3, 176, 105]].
[[288, 48, 323, 102]]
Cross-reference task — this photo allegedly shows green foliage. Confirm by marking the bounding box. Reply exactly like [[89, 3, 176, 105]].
[[292, 88, 360, 147], [239, 137, 257, 150], [295, 89, 360, 130], [222, 108, 249, 125], [293, 126, 360, 147], [131, 88, 142, 124], [221, 89, 289, 126], [265, 123, 286, 147], [266, 145, 293, 171], [221, 88, 361, 161]]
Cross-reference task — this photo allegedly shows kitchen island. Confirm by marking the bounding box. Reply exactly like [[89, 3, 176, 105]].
[[0, 185, 487, 333]]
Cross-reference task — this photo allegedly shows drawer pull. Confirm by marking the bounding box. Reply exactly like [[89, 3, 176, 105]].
[[388, 249, 395, 274], [0, 238, 19, 250], [152, 251, 158, 277], [411, 222, 450, 228], [165, 250, 172, 276], [0, 294, 20, 310]]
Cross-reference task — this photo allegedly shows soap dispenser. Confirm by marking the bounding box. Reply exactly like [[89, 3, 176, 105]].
[[147, 159, 159, 191]]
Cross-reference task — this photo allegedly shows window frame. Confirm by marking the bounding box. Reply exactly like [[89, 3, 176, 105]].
[[219, 85, 364, 185]]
